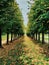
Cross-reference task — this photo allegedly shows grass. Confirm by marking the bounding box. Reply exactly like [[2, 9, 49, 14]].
[[2, 33, 49, 44], [37, 34, 49, 43], [2, 34, 11, 41]]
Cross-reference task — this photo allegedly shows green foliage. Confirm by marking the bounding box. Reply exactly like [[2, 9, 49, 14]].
[[0, 0, 24, 35], [27, 0, 49, 34]]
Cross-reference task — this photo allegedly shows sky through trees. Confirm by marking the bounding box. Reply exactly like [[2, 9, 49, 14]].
[[16, 0, 32, 26]]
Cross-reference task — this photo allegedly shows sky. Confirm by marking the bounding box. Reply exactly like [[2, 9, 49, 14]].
[[16, 0, 30, 26]]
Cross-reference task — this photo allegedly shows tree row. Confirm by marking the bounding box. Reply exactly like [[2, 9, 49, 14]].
[[27, 0, 49, 44], [0, 0, 24, 48]]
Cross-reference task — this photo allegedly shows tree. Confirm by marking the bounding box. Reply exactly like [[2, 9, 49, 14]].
[[27, 0, 49, 43], [0, 0, 24, 47]]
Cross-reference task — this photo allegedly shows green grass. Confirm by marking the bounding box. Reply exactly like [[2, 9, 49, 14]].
[[2, 34, 11, 41], [40, 34, 48, 42], [2, 33, 49, 43]]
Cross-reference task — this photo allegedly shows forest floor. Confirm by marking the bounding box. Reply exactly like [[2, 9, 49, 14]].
[[0, 35, 49, 65]]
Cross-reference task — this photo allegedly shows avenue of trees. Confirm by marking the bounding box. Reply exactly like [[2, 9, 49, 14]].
[[27, 0, 49, 44], [0, 0, 24, 47]]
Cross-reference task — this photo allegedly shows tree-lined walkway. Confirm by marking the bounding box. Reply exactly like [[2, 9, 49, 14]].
[[0, 36, 49, 65]]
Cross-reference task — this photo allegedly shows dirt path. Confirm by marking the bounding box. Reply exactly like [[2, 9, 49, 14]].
[[23, 36, 49, 65], [0, 36, 49, 65]]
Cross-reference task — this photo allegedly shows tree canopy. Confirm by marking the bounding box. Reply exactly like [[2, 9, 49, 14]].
[[27, 0, 49, 34]]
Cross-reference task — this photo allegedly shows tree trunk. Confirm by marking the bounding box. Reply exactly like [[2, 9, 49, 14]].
[[34, 34, 35, 40], [38, 33, 40, 42], [7, 30, 9, 45], [0, 28, 2, 47], [11, 31, 13, 42], [13, 33, 16, 40], [32, 33, 33, 38], [48, 32, 49, 44], [42, 32, 44, 44], [36, 33, 37, 40]]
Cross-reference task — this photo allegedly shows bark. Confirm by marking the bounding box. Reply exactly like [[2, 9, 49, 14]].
[[48, 32, 49, 43], [13, 33, 16, 40], [32, 33, 33, 38], [11, 31, 13, 42], [42, 32, 44, 44], [33, 33, 35, 39], [7, 29, 9, 45], [36, 33, 37, 40], [32, 33, 35, 39], [0, 28, 2, 47], [38, 33, 40, 42]]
